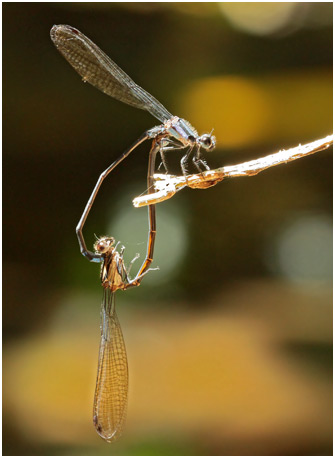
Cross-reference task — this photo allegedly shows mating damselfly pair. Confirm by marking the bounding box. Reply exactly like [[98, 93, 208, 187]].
[[51, 24, 216, 442]]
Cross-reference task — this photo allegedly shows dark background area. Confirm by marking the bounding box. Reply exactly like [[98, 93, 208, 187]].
[[3, 3, 332, 456]]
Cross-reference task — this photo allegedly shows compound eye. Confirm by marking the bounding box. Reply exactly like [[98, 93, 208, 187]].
[[95, 241, 108, 253], [201, 135, 212, 148], [201, 134, 216, 150]]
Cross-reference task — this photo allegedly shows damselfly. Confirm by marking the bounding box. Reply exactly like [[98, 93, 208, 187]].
[[50, 24, 216, 262], [92, 231, 155, 442]]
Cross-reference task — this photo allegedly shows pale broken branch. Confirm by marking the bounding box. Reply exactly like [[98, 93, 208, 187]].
[[133, 134, 333, 208]]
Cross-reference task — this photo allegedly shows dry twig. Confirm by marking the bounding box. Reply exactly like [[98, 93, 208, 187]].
[[133, 134, 333, 207]]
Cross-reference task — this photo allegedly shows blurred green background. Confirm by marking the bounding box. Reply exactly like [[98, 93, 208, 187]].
[[3, 2, 332, 456]]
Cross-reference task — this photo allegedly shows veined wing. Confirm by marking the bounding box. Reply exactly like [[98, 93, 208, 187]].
[[50, 25, 173, 123], [93, 289, 128, 442]]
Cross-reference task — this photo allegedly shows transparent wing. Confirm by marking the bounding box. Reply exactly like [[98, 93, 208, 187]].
[[93, 289, 128, 442], [50, 24, 173, 123]]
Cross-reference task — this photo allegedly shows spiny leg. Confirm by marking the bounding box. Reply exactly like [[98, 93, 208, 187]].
[[158, 140, 169, 173], [180, 145, 194, 176], [114, 241, 121, 252], [192, 146, 210, 173], [126, 253, 140, 276], [159, 142, 188, 173]]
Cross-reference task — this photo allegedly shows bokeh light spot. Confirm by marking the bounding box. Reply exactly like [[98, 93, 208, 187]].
[[182, 76, 272, 148], [266, 213, 332, 286], [219, 2, 299, 35]]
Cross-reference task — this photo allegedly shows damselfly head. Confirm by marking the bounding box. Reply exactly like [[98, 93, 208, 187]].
[[198, 133, 216, 151], [94, 236, 115, 254]]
